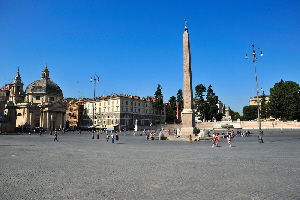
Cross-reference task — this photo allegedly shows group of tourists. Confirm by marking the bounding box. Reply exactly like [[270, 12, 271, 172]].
[[106, 133, 119, 143], [212, 132, 232, 147]]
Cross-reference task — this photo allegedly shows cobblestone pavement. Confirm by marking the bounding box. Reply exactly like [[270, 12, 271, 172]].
[[0, 129, 299, 200]]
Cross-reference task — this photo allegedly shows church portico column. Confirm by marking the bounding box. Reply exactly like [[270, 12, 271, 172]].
[[46, 111, 50, 130], [40, 110, 43, 128]]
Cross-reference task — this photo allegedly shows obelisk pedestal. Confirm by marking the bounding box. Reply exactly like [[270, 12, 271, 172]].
[[180, 22, 195, 137]]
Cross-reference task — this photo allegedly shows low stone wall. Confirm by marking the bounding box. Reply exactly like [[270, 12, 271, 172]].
[[141, 121, 300, 131]]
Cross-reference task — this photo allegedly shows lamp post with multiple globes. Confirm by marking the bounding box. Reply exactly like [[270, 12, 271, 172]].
[[245, 44, 264, 133], [90, 73, 100, 139]]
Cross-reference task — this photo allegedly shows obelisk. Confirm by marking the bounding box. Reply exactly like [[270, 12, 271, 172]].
[[180, 20, 195, 136]]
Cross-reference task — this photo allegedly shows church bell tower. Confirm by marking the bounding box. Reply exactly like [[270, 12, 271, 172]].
[[9, 68, 24, 103]]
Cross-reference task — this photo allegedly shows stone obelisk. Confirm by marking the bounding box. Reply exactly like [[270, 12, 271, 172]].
[[180, 20, 195, 136]]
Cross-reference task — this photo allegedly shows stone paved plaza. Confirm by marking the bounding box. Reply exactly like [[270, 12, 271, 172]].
[[0, 129, 299, 200]]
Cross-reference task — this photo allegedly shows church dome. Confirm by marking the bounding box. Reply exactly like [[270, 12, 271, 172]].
[[25, 66, 63, 97]]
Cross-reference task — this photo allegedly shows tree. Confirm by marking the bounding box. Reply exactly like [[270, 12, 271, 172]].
[[176, 89, 183, 110], [243, 105, 259, 121], [206, 85, 219, 121], [233, 112, 241, 121], [269, 80, 300, 120], [260, 91, 269, 120], [194, 84, 208, 121], [153, 84, 164, 123], [166, 96, 177, 123]]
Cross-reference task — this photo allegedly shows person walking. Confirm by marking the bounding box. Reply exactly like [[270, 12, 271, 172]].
[[115, 134, 119, 143], [227, 134, 232, 147], [111, 134, 115, 143], [212, 133, 216, 147], [215, 133, 220, 147], [54, 131, 58, 141], [106, 134, 110, 142]]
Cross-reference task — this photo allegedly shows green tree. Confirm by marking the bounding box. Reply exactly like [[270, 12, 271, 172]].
[[233, 112, 241, 120], [243, 105, 258, 121], [176, 89, 183, 110], [206, 85, 219, 121], [260, 91, 269, 120], [166, 96, 177, 123], [269, 80, 300, 120], [153, 84, 164, 123], [194, 84, 208, 121]]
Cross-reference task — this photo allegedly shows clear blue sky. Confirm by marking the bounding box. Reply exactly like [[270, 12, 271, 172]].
[[1, 0, 300, 114]]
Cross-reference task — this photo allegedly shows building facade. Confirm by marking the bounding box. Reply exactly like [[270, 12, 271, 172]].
[[82, 94, 165, 131], [66, 98, 86, 130], [0, 66, 67, 133], [250, 95, 270, 106]]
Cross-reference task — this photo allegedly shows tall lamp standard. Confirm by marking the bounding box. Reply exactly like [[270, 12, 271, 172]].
[[90, 73, 100, 139], [245, 44, 264, 133]]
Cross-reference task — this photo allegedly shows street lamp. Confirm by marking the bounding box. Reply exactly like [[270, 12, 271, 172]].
[[90, 73, 100, 139], [245, 44, 264, 133]]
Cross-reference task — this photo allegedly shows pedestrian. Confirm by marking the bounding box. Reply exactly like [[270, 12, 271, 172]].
[[227, 134, 232, 147], [115, 134, 119, 143], [189, 135, 192, 143], [106, 134, 109, 142], [111, 134, 115, 143], [212, 133, 216, 147], [215, 133, 220, 147], [54, 131, 58, 141]]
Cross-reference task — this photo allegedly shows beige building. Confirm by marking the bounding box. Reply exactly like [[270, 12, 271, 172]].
[[83, 94, 165, 130], [250, 95, 270, 106], [66, 98, 85, 130], [4, 66, 67, 132]]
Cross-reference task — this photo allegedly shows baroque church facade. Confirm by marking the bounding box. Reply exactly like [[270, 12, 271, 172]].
[[0, 66, 67, 133]]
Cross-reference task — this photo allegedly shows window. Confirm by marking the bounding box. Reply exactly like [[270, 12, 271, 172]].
[[50, 97, 54, 101], [126, 101, 128, 105], [36, 96, 40, 100]]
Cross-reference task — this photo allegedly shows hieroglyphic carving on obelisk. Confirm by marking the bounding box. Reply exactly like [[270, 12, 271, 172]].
[[180, 19, 195, 136]]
